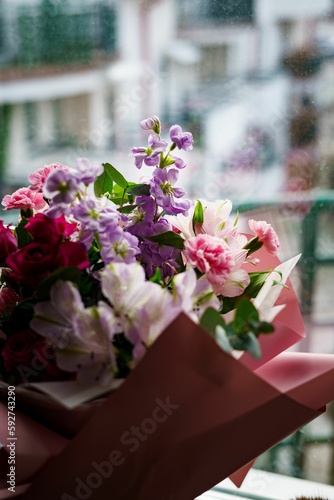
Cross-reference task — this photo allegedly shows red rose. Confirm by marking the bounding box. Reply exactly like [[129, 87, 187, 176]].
[[1, 329, 70, 383], [0, 288, 21, 316], [0, 221, 18, 264], [6, 242, 55, 286], [25, 213, 63, 246], [55, 241, 90, 270], [5, 239, 89, 287]]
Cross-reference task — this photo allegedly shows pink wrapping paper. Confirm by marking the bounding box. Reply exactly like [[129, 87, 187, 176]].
[[0, 383, 102, 439], [0, 402, 67, 498], [13, 313, 334, 500]]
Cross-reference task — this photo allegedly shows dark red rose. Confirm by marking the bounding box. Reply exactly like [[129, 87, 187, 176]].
[[5, 242, 55, 286], [0, 221, 18, 263], [0, 288, 21, 316], [25, 213, 63, 246], [55, 241, 90, 270], [5, 239, 89, 287], [1, 329, 70, 383]]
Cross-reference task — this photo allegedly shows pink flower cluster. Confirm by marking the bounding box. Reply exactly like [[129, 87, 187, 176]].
[[169, 200, 280, 298], [184, 234, 234, 285], [248, 219, 280, 256], [2, 163, 69, 212], [2, 187, 46, 212]]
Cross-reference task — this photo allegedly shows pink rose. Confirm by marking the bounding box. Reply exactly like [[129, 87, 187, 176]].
[[28, 163, 70, 192], [0, 221, 18, 263], [248, 219, 280, 256], [184, 234, 234, 285], [2, 187, 47, 211]]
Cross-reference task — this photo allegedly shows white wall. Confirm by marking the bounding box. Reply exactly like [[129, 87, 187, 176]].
[[256, 0, 332, 20]]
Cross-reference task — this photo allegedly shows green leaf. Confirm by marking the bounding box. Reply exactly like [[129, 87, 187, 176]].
[[94, 169, 113, 197], [215, 325, 233, 354], [88, 244, 101, 265], [1, 299, 38, 335], [127, 183, 151, 196], [220, 296, 237, 314], [244, 332, 261, 359], [243, 236, 263, 256], [244, 271, 271, 298], [117, 204, 138, 214], [103, 163, 129, 189], [272, 280, 289, 289], [192, 200, 204, 233], [200, 307, 226, 337], [108, 196, 124, 206], [15, 218, 32, 248], [146, 231, 185, 250], [234, 210, 240, 227], [36, 267, 82, 300], [112, 184, 125, 196], [234, 298, 259, 324], [257, 322, 275, 334], [149, 268, 162, 284]]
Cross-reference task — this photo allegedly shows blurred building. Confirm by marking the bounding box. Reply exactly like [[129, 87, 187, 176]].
[[0, 0, 117, 189], [0, 0, 334, 195]]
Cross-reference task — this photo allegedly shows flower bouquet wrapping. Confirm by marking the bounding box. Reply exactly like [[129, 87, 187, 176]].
[[0, 116, 334, 499]]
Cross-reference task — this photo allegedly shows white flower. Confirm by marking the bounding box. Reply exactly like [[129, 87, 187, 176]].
[[252, 254, 301, 322], [172, 268, 220, 322], [100, 262, 179, 357]]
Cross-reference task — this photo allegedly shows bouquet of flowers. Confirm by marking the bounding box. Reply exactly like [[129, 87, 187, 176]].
[[0, 116, 334, 500]]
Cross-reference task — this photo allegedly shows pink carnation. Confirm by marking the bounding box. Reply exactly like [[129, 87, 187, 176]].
[[184, 234, 234, 285], [28, 163, 69, 192], [248, 219, 280, 255], [2, 187, 47, 211]]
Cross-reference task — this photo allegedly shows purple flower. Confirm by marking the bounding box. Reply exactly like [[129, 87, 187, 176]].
[[72, 196, 120, 233], [75, 158, 104, 185], [71, 196, 120, 249], [45, 203, 71, 219], [140, 240, 181, 279], [99, 228, 140, 264], [170, 155, 186, 169], [140, 116, 161, 135], [136, 218, 182, 279], [150, 167, 191, 215], [131, 133, 167, 169], [170, 125, 194, 151], [126, 196, 156, 237], [43, 169, 79, 205]]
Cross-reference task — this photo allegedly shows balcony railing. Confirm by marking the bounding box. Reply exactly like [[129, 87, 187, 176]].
[[0, 0, 117, 69], [178, 0, 254, 27]]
